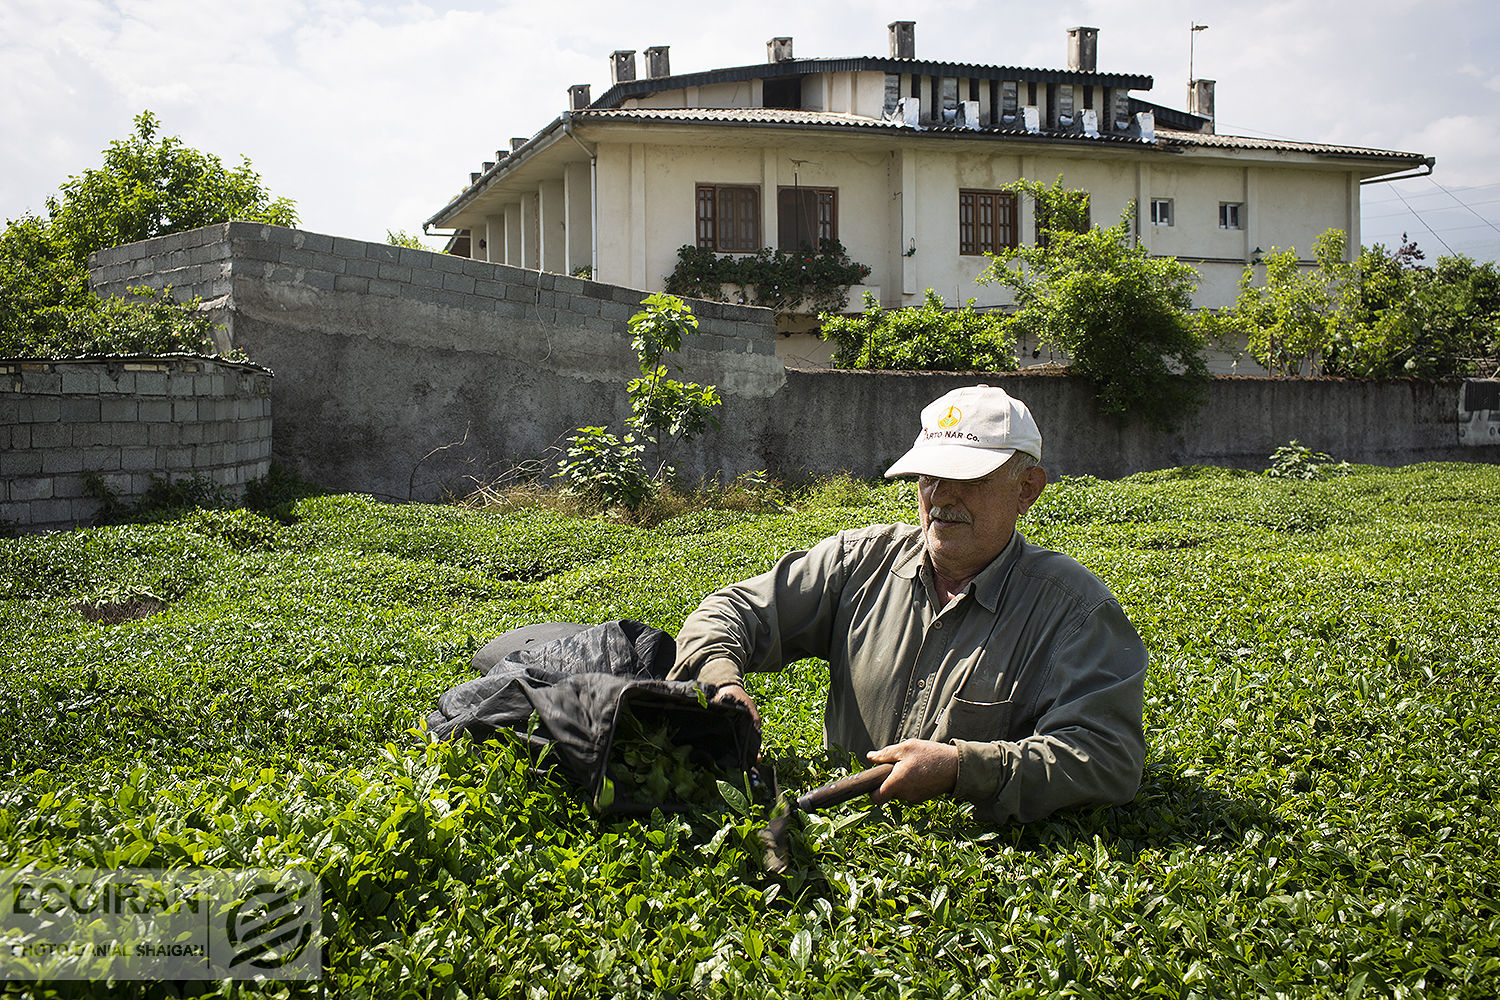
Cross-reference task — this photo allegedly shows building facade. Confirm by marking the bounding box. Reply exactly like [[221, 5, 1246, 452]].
[[426, 22, 1431, 367]]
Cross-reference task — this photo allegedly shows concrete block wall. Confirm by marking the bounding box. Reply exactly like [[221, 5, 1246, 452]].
[[89, 224, 785, 500], [1, 356, 272, 533], [84, 223, 1497, 504]]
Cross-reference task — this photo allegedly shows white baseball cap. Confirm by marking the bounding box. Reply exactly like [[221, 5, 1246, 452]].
[[883, 385, 1042, 480]]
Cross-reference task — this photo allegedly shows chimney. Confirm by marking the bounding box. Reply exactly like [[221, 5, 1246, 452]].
[[767, 36, 794, 62], [889, 20, 915, 59], [569, 84, 592, 110], [611, 50, 636, 84], [470, 172, 481, 184], [495, 150, 509, 162], [510, 137, 527, 151], [645, 45, 670, 79], [483, 161, 495, 172], [1068, 27, 1098, 72], [1188, 79, 1216, 132]]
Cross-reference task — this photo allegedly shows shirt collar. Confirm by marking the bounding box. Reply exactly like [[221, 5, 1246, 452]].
[[892, 527, 1025, 611]]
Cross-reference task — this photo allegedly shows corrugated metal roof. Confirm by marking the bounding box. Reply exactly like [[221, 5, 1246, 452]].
[[574, 108, 911, 128]]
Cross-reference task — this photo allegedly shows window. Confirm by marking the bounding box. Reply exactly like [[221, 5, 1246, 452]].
[[959, 190, 1018, 255], [1219, 202, 1243, 230], [777, 187, 837, 250], [696, 184, 760, 252], [763, 77, 801, 110], [1150, 199, 1174, 227]]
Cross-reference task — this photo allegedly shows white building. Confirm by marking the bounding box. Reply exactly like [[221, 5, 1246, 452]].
[[426, 22, 1431, 367]]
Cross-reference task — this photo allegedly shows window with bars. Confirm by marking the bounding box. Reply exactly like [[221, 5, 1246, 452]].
[[1150, 198, 1174, 227], [696, 185, 761, 252], [1219, 202, 1244, 230], [958, 190, 1018, 255], [777, 187, 837, 250]]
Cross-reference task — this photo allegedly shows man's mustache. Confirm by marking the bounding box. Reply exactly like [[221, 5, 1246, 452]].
[[929, 505, 973, 524]]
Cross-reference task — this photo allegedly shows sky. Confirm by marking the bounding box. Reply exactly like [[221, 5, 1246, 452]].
[[4, 0, 1500, 263]]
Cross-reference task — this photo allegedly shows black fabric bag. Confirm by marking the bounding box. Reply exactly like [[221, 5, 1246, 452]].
[[428, 620, 759, 813]]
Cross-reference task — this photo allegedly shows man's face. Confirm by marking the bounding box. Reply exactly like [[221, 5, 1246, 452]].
[[917, 458, 1046, 583]]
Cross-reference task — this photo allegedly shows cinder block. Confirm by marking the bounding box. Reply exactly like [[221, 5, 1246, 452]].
[[491, 301, 525, 319], [166, 446, 194, 467], [369, 278, 401, 298], [146, 423, 175, 446], [435, 290, 468, 310], [30, 499, 74, 527], [172, 400, 199, 422], [110, 421, 147, 446], [299, 232, 335, 254], [442, 273, 476, 294], [332, 237, 365, 258], [346, 257, 380, 278], [368, 244, 400, 263], [0, 451, 43, 476], [58, 370, 99, 395], [334, 275, 370, 293], [138, 400, 172, 422], [81, 446, 122, 470], [42, 450, 84, 474], [181, 422, 206, 444], [264, 226, 298, 247], [12, 477, 54, 501], [7, 425, 28, 449], [136, 373, 167, 396], [21, 372, 62, 395], [25, 399, 63, 422], [301, 270, 336, 291], [410, 268, 444, 289], [121, 446, 157, 471], [33, 425, 73, 454], [100, 399, 138, 422], [52, 473, 86, 499]]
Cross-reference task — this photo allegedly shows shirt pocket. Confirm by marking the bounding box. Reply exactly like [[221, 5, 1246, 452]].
[[934, 696, 1013, 743]]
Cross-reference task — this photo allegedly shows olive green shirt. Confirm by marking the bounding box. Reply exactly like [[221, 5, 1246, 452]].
[[670, 523, 1147, 824]]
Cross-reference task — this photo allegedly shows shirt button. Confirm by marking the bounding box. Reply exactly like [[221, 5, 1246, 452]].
[[932, 620, 943, 629]]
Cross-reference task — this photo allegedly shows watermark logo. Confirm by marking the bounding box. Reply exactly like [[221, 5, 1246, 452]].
[[1, 868, 321, 982]]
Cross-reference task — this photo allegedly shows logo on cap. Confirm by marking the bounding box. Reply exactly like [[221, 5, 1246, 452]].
[[937, 406, 961, 429]]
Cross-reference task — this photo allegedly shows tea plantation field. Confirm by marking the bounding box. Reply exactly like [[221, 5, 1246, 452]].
[[2, 464, 1498, 998]]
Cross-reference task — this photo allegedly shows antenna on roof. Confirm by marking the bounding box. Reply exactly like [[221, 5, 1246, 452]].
[[1188, 23, 1208, 85]]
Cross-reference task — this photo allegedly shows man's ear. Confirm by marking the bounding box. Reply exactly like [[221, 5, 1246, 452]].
[[1017, 466, 1047, 514]]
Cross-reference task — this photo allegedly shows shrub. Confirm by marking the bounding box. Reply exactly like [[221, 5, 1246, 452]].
[[819, 289, 1017, 371]]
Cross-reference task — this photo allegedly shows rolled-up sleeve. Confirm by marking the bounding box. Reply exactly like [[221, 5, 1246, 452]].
[[669, 533, 848, 688]]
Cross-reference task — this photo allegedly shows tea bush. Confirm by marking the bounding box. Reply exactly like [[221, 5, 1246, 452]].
[[2, 465, 1498, 997]]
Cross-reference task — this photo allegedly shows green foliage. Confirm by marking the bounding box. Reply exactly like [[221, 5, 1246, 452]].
[[819, 288, 1018, 371], [385, 229, 426, 249], [3, 466, 1500, 996], [664, 240, 872, 318], [1265, 440, 1353, 481], [1222, 230, 1351, 376], [559, 294, 721, 515], [557, 426, 651, 512], [0, 110, 296, 359], [2, 284, 217, 358], [83, 470, 233, 526], [980, 178, 1209, 430], [1220, 231, 1500, 378]]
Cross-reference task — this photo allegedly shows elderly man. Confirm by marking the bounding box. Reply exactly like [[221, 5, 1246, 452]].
[[670, 385, 1146, 824]]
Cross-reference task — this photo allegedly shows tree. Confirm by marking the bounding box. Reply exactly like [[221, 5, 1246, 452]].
[[818, 288, 1017, 371], [1222, 230, 1350, 376], [1, 110, 297, 357], [1223, 230, 1500, 378], [557, 294, 722, 514], [979, 178, 1208, 430]]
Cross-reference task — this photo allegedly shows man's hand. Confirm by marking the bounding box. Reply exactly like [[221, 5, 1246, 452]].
[[866, 739, 959, 804], [712, 682, 761, 731]]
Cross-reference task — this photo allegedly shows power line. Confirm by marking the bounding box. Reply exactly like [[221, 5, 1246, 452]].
[[1384, 183, 1455, 255]]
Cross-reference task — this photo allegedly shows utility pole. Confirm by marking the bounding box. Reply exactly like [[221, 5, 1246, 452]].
[[1189, 22, 1208, 83]]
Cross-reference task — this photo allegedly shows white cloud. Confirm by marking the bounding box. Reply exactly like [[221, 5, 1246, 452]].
[[2, 0, 1497, 258]]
